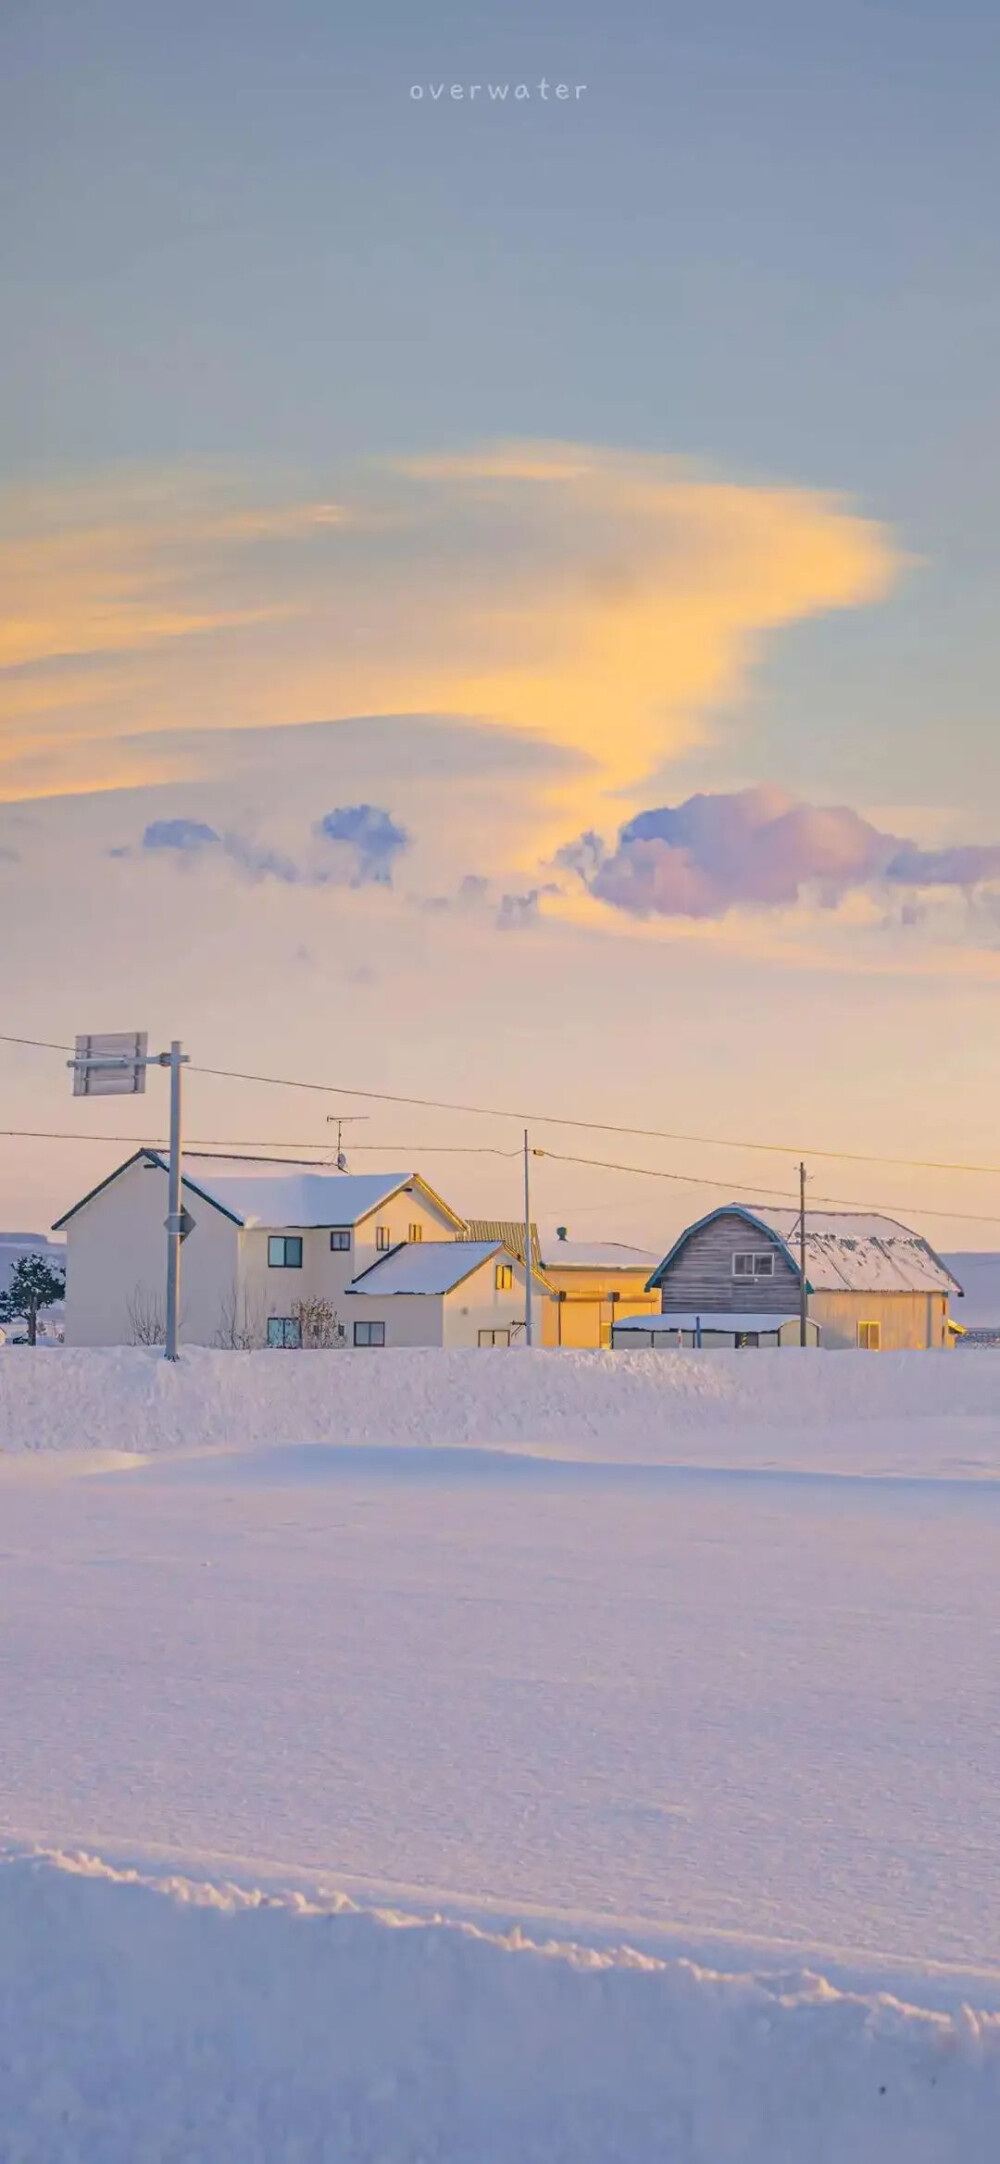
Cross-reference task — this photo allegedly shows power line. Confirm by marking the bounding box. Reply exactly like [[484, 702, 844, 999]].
[[535, 1147, 1000, 1228], [2, 1030, 1000, 1182]]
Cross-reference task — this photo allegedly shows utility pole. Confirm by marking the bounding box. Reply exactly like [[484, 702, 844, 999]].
[[163, 1041, 185, 1362], [798, 1160, 808, 1347], [523, 1127, 533, 1347]]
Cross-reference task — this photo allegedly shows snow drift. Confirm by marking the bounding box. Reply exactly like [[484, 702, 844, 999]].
[[3, 1849, 998, 2164], [1, 1342, 998, 1476]]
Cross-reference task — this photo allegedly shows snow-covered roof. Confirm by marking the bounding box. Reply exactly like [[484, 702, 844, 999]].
[[613, 1311, 806, 1335], [747, 1206, 960, 1295], [649, 1204, 961, 1298], [541, 1240, 659, 1271], [348, 1241, 505, 1296], [185, 1169, 419, 1230], [54, 1155, 464, 1233]]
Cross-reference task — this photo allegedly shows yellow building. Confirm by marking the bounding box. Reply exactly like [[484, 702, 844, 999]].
[[464, 1221, 660, 1348]]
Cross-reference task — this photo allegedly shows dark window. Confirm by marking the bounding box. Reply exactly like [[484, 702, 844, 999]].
[[329, 1229, 351, 1252], [267, 1317, 301, 1349], [354, 1320, 385, 1347], [733, 1251, 773, 1279], [268, 1235, 303, 1268], [375, 1226, 392, 1251], [734, 1331, 760, 1349]]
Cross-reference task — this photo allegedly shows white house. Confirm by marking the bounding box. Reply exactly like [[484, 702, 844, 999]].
[[53, 1152, 547, 1350]]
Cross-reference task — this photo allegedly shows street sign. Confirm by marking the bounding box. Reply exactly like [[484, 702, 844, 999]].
[[165, 1208, 196, 1243], [72, 1031, 148, 1097]]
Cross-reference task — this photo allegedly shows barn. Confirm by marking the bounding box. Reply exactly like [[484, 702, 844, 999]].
[[644, 1203, 962, 1350]]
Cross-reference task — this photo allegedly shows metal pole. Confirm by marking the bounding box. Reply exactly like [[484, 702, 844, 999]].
[[799, 1160, 808, 1348], [164, 1041, 184, 1361], [523, 1128, 533, 1348]]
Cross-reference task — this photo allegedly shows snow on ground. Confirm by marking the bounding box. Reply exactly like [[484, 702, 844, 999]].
[[3, 1347, 1000, 2157], [1, 1340, 999, 1476], [4, 1849, 1000, 2164]]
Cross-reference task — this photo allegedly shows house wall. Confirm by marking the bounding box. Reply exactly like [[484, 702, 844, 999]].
[[238, 1184, 463, 1343], [656, 1213, 799, 1314], [809, 1290, 953, 1350], [340, 1254, 552, 1349], [442, 1254, 546, 1346], [341, 1294, 447, 1348], [63, 1157, 240, 1347], [542, 1265, 660, 1350]]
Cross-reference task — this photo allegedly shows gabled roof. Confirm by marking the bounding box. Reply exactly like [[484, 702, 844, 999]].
[[464, 1219, 542, 1271], [347, 1240, 506, 1296], [648, 1203, 961, 1297], [53, 1155, 465, 1234]]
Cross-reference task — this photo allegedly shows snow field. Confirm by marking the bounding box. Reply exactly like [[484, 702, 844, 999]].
[[4, 1849, 1000, 2164], [1, 1341, 999, 1474]]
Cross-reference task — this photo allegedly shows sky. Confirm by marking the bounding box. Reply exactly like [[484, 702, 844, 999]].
[[2, 0, 1000, 1248]]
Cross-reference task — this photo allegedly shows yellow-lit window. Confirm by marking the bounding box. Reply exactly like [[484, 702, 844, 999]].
[[408, 1223, 423, 1242], [857, 1320, 881, 1350], [495, 1263, 513, 1292]]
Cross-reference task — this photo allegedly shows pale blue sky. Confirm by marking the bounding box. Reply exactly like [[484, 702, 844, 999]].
[[2, 0, 1000, 1238]]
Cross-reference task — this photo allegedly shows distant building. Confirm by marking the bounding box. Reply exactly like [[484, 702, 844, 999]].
[[642, 1204, 961, 1350], [942, 1253, 1000, 1347], [463, 1221, 659, 1347], [53, 1155, 549, 1350]]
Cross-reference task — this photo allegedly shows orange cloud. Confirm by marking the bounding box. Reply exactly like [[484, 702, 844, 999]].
[[0, 446, 898, 835]]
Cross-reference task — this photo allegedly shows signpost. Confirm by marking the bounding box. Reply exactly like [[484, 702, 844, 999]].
[[68, 1033, 190, 1360]]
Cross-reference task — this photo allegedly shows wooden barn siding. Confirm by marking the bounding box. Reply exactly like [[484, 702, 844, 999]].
[[657, 1214, 800, 1315]]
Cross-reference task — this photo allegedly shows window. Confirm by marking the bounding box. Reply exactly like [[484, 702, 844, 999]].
[[354, 1320, 385, 1347], [495, 1262, 513, 1292], [267, 1316, 301, 1349], [329, 1229, 351, 1252], [375, 1226, 392, 1251], [268, 1235, 303, 1268], [734, 1331, 760, 1349], [857, 1320, 881, 1350], [733, 1251, 774, 1278], [478, 1328, 511, 1347], [408, 1223, 423, 1242]]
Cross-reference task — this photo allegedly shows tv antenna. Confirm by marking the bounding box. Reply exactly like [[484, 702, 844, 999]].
[[325, 1113, 370, 1170]]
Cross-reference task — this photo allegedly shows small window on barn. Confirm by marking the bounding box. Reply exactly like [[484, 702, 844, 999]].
[[857, 1320, 881, 1350], [329, 1229, 351, 1252], [376, 1226, 392, 1251], [733, 1251, 773, 1278], [495, 1263, 514, 1292], [478, 1328, 511, 1346], [408, 1223, 423, 1242]]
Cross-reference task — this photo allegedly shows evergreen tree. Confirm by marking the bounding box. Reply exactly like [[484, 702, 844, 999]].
[[0, 1254, 66, 1345]]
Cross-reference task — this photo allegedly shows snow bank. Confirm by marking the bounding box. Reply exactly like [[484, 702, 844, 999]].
[[3, 1850, 998, 2164], [0, 1342, 998, 1474]]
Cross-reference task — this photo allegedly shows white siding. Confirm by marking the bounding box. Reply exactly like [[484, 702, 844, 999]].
[[63, 1158, 240, 1347]]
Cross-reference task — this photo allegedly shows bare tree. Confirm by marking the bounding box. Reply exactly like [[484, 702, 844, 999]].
[[214, 1283, 265, 1351], [126, 1284, 165, 1346], [292, 1297, 346, 1349]]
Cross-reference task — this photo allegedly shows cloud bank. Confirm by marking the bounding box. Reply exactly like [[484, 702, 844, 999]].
[[559, 786, 1000, 919]]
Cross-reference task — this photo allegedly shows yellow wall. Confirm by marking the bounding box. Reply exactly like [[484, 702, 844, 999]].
[[541, 1266, 660, 1349], [808, 1290, 953, 1350]]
